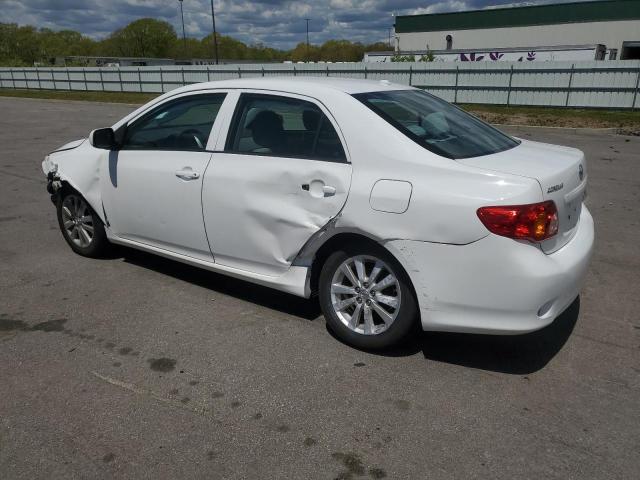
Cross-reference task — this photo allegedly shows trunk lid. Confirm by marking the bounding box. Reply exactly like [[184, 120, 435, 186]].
[[459, 139, 587, 253]]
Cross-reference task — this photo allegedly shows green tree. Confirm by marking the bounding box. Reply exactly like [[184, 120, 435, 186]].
[[0, 20, 413, 66], [289, 42, 321, 62], [0, 23, 23, 65], [366, 42, 391, 52], [201, 33, 252, 60], [418, 45, 435, 62], [107, 18, 177, 58], [247, 42, 286, 62], [0, 23, 101, 65], [391, 54, 416, 62], [319, 40, 364, 62], [169, 37, 208, 59], [39, 29, 96, 61], [12, 25, 42, 65]]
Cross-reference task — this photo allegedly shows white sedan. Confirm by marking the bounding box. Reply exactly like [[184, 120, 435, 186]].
[[42, 78, 594, 349]]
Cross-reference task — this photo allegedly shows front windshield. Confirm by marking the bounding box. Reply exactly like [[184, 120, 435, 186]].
[[354, 89, 519, 159]]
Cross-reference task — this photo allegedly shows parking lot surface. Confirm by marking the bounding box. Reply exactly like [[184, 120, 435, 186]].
[[0, 97, 638, 479]]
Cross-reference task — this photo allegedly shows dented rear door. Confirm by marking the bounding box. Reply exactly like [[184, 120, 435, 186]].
[[202, 91, 352, 277]]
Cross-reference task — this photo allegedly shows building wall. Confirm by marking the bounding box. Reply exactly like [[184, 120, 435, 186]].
[[397, 20, 640, 54], [365, 47, 603, 63]]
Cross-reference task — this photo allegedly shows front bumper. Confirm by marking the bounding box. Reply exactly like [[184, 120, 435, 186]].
[[387, 205, 594, 334]]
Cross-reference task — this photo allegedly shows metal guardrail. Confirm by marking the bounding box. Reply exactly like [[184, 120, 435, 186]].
[[1, 61, 639, 109]]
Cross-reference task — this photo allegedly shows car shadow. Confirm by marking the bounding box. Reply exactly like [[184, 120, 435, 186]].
[[368, 297, 581, 375], [118, 247, 322, 321], [115, 246, 578, 375]]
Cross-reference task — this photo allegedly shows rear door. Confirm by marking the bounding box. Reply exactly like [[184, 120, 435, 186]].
[[202, 91, 352, 276]]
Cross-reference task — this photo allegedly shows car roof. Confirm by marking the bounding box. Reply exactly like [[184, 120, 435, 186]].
[[113, 77, 415, 131], [179, 76, 414, 96]]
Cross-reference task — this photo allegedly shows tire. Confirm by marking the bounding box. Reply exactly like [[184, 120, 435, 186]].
[[319, 243, 418, 350], [56, 190, 110, 258]]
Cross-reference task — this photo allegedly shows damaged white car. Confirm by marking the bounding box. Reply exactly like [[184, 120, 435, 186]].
[[43, 78, 594, 349]]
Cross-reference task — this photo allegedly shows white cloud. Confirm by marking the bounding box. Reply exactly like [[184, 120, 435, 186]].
[[0, 0, 589, 49], [408, 1, 473, 15]]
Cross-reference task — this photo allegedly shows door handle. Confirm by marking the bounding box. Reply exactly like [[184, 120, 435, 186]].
[[322, 185, 336, 197], [175, 168, 200, 180], [301, 182, 337, 198]]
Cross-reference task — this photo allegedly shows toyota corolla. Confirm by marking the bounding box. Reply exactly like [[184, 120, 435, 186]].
[[42, 78, 594, 349]]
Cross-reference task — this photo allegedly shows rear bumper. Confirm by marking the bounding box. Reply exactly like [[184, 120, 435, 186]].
[[386, 205, 594, 334]]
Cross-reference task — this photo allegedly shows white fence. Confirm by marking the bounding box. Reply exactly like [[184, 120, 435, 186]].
[[1, 61, 639, 109]]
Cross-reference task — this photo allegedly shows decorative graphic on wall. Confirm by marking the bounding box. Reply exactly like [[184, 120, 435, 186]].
[[460, 52, 485, 61]]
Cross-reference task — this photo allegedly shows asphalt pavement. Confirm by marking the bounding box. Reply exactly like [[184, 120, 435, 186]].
[[0, 97, 638, 479]]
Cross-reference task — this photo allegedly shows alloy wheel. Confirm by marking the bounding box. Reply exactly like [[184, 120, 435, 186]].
[[61, 194, 94, 248], [329, 255, 401, 335]]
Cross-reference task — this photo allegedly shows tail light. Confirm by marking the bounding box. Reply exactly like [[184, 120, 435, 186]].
[[477, 201, 558, 242]]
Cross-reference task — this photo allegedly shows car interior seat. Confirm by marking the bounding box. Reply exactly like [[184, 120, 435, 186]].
[[247, 110, 286, 154]]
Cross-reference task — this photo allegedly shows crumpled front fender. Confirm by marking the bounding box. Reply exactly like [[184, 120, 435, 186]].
[[42, 142, 107, 224]]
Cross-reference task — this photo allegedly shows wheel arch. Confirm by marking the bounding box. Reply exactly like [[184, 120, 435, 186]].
[[43, 144, 107, 225], [301, 230, 420, 313], [51, 175, 107, 226]]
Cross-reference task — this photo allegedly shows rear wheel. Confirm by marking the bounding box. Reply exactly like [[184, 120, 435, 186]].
[[57, 191, 110, 257], [319, 244, 418, 349]]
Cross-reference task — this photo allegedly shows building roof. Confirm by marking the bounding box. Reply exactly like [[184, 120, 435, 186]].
[[395, 0, 640, 33]]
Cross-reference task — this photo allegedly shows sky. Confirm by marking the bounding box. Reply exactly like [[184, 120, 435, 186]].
[[0, 0, 600, 49]]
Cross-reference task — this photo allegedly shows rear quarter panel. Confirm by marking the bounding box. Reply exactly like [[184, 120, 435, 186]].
[[322, 93, 543, 245]]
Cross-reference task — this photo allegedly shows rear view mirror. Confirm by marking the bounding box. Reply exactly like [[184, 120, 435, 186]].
[[90, 128, 117, 150]]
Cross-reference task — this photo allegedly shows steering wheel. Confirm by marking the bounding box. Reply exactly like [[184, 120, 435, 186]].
[[180, 129, 204, 149]]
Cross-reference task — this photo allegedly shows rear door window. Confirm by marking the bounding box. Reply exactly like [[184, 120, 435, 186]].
[[225, 93, 347, 163]]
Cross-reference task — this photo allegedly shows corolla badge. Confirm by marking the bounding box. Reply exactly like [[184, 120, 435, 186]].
[[547, 183, 564, 194], [579, 164, 584, 181]]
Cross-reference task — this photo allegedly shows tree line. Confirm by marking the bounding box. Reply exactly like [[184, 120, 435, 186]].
[[0, 19, 390, 66]]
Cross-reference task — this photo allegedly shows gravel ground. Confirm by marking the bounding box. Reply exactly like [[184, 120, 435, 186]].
[[0, 97, 638, 479]]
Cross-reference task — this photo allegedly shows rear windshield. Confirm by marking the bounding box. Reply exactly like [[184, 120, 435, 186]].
[[353, 89, 519, 159]]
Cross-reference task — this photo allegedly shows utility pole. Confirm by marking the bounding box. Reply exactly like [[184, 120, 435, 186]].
[[210, 0, 219, 64], [305, 18, 310, 62], [391, 11, 397, 53], [388, 27, 392, 48], [178, 0, 186, 57]]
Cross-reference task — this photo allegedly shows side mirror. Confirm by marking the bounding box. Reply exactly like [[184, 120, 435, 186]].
[[89, 128, 117, 150]]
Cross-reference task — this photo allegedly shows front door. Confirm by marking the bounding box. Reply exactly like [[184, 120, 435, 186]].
[[202, 92, 352, 276], [101, 92, 227, 261]]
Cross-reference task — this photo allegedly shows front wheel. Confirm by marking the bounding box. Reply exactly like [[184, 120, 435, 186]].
[[319, 245, 418, 350], [57, 191, 110, 257]]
